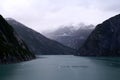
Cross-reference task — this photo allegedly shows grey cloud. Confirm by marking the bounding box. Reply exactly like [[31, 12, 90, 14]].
[[0, 0, 119, 32], [94, 0, 120, 12]]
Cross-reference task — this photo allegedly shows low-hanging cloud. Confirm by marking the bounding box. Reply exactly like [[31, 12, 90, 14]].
[[0, 0, 120, 32]]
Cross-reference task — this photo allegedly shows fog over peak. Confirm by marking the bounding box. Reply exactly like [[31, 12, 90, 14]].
[[0, 0, 120, 32]]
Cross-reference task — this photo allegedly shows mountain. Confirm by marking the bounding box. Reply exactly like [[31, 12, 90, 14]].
[[7, 19, 76, 55], [0, 15, 35, 64], [44, 24, 94, 49], [78, 14, 120, 56]]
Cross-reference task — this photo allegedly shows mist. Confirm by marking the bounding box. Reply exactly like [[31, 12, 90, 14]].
[[0, 0, 120, 32]]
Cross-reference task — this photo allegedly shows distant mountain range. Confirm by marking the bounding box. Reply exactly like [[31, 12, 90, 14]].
[[44, 24, 94, 49], [7, 19, 76, 55], [0, 15, 35, 64], [1, 13, 119, 60], [78, 14, 120, 56]]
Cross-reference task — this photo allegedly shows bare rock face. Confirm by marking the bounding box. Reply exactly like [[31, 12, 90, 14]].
[[43, 25, 94, 49], [7, 19, 76, 55], [0, 15, 35, 64], [78, 14, 120, 56]]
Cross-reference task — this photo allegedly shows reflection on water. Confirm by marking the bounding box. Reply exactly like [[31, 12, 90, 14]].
[[0, 55, 120, 80], [89, 57, 120, 68], [0, 64, 19, 80], [60, 65, 88, 68]]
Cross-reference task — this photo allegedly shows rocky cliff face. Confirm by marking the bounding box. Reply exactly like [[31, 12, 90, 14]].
[[78, 14, 120, 56], [7, 19, 76, 55], [44, 25, 94, 49], [0, 15, 35, 64]]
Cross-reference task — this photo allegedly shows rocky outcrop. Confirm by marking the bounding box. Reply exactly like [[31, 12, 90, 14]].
[[78, 14, 120, 56], [44, 25, 94, 49], [7, 19, 76, 55], [0, 15, 35, 64]]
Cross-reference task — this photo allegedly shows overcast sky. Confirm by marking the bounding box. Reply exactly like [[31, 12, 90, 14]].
[[0, 0, 120, 32]]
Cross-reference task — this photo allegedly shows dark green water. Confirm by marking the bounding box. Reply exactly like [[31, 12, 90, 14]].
[[0, 55, 120, 80]]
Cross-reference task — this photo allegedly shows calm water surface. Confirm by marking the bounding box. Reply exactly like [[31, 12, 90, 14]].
[[0, 55, 120, 80]]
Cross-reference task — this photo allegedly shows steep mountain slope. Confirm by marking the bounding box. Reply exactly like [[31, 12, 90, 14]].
[[7, 19, 76, 55], [44, 25, 94, 49], [0, 15, 35, 64], [78, 14, 120, 56]]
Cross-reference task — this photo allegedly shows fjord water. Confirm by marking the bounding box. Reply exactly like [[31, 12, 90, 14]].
[[0, 55, 120, 80]]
